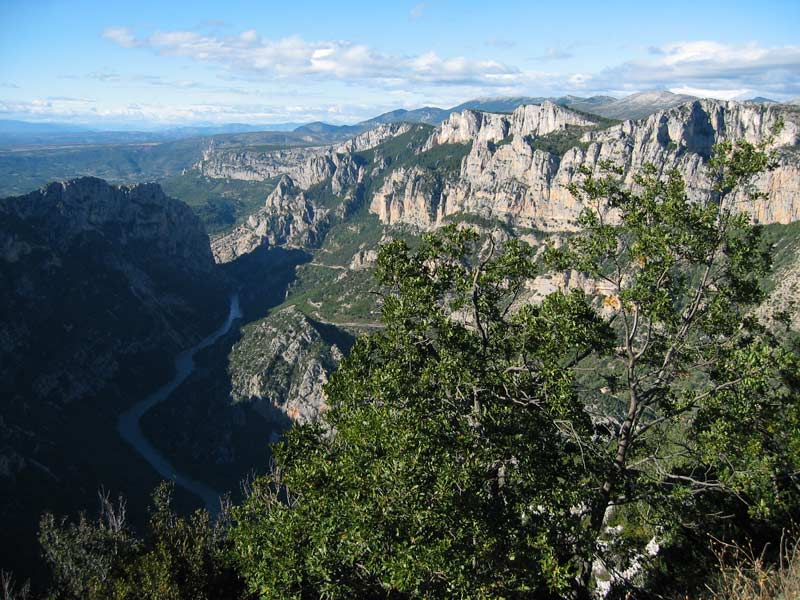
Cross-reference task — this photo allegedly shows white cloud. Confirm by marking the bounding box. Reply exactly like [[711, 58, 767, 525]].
[[101, 27, 141, 48], [409, 3, 427, 20], [101, 26, 523, 88], [11, 36, 800, 126], [585, 41, 800, 98], [0, 96, 375, 126]]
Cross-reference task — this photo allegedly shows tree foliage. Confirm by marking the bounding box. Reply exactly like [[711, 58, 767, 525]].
[[231, 136, 799, 599], [232, 227, 612, 598], [545, 136, 799, 595], [39, 484, 247, 600]]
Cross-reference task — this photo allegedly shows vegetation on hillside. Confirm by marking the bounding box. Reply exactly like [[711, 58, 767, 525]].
[[159, 173, 280, 235], [20, 138, 800, 599], [526, 126, 591, 157]]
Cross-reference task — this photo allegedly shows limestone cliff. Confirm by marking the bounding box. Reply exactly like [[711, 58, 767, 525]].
[[424, 101, 596, 148], [205, 125, 420, 263], [228, 306, 343, 424], [196, 122, 411, 187], [212, 175, 331, 262], [370, 100, 800, 231], [199, 100, 800, 267]]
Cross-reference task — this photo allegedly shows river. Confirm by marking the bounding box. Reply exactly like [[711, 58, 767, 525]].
[[118, 293, 242, 516]]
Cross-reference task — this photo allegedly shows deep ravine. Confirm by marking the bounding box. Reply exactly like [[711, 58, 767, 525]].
[[117, 293, 242, 515]]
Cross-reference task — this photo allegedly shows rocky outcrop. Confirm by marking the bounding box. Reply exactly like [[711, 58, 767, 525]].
[[196, 122, 411, 187], [370, 165, 450, 229], [371, 100, 800, 231], [349, 247, 378, 270], [201, 101, 800, 259], [0, 177, 227, 407], [195, 143, 328, 184], [204, 125, 422, 262], [334, 122, 413, 154], [1, 177, 219, 269], [756, 234, 800, 332], [211, 175, 332, 262], [0, 177, 228, 402], [425, 101, 596, 149], [228, 306, 343, 424]]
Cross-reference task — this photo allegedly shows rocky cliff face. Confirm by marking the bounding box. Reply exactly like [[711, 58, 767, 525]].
[[196, 122, 411, 187], [195, 143, 327, 183], [425, 101, 596, 148], [333, 122, 413, 154], [204, 125, 420, 263], [212, 175, 331, 262], [198, 100, 800, 264], [229, 306, 343, 424], [0, 177, 227, 408], [2, 177, 219, 270], [370, 100, 800, 231]]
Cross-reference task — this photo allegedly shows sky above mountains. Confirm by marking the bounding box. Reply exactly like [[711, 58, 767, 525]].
[[1, 0, 799, 128]]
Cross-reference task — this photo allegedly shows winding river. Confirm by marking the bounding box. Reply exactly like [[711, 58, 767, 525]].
[[118, 294, 242, 516]]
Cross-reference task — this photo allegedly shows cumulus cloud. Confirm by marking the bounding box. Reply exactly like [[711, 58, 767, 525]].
[[101, 26, 523, 88], [101, 27, 800, 99], [12, 35, 800, 126], [583, 41, 800, 98]]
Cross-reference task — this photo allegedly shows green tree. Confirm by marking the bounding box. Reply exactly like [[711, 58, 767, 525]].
[[231, 136, 799, 599], [547, 137, 800, 597], [232, 227, 611, 598]]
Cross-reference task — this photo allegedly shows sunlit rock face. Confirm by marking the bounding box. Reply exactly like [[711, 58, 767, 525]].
[[370, 100, 800, 231]]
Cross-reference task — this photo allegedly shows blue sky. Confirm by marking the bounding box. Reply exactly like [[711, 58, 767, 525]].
[[1, 0, 799, 127]]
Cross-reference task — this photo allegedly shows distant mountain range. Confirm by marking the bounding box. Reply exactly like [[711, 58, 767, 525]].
[[3, 91, 797, 149], [235, 91, 794, 135], [0, 120, 303, 147], [290, 91, 700, 139]]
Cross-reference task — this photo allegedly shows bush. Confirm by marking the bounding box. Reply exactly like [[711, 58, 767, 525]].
[[39, 484, 248, 600]]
